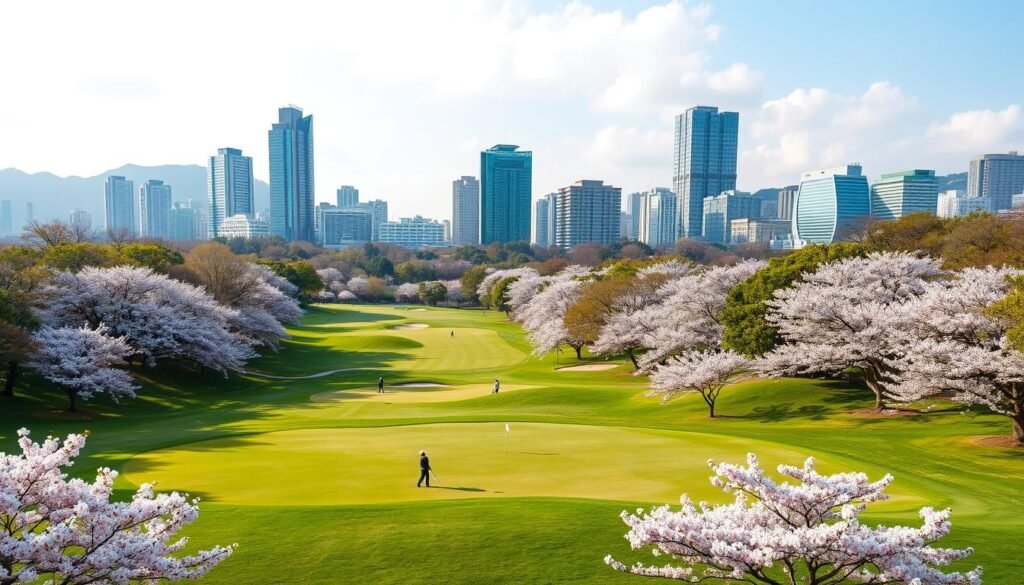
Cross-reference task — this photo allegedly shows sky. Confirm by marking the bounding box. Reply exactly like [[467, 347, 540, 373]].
[[2, 0, 1023, 219]]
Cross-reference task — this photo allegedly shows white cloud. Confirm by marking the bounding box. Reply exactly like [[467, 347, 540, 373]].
[[926, 105, 1023, 154]]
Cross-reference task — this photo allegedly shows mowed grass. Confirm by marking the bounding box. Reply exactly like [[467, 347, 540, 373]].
[[2, 304, 1024, 583]]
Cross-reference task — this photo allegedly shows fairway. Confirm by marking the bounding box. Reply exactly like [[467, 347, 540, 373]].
[[4, 303, 1024, 583]]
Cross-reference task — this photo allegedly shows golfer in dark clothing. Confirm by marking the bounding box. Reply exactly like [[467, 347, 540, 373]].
[[378, 377, 384, 393], [492, 379, 500, 394], [417, 451, 431, 487]]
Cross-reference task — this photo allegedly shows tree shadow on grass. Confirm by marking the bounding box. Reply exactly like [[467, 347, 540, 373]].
[[430, 486, 487, 492], [744, 403, 831, 422]]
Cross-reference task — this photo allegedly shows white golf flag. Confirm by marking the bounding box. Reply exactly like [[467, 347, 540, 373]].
[[505, 423, 510, 433]]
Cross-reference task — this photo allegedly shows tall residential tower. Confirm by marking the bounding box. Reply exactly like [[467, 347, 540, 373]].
[[673, 106, 739, 239], [104, 175, 135, 234], [268, 106, 315, 242], [553, 180, 621, 250], [451, 176, 480, 245], [139, 179, 172, 239], [968, 152, 1024, 212], [208, 147, 254, 238]]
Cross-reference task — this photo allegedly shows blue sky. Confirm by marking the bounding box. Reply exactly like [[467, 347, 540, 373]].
[[1, 0, 1022, 218]]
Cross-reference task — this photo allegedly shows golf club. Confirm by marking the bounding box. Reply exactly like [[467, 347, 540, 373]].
[[429, 469, 441, 485]]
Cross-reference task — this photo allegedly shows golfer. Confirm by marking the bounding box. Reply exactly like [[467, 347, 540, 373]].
[[378, 377, 384, 393], [417, 451, 431, 487], [492, 379, 500, 394], [450, 330, 455, 338]]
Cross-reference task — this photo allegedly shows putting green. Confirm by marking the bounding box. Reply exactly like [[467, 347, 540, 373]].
[[310, 383, 536, 403], [321, 327, 527, 372], [120, 423, 926, 510]]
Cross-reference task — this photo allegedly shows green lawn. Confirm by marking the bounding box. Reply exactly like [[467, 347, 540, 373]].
[[2, 304, 1023, 583]]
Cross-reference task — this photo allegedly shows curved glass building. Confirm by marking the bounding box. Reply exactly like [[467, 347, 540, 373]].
[[792, 164, 869, 245]]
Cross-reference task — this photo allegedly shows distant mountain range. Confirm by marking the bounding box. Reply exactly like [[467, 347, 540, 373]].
[[0, 164, 269, 233]]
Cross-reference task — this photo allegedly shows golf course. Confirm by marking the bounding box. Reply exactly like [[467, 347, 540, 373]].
[[3, 303, 1023, 583]]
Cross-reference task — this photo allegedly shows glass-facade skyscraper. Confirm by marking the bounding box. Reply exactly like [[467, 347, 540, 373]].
[[793, 165, 870, 245], [269, 106, 315, 242], [637, 188, 677, 248], [337, 186, 359, 208], [480, 145, 532, 244], [451, 176, 480, 245], [104, 175, 136, 234], [208, 147, 254, 238], [870, 169, 938, 221], [673, 106, 739, 239], [139, 179, 172, 239], [968, 152, 1024, 212], [534, 198, 549, 247]]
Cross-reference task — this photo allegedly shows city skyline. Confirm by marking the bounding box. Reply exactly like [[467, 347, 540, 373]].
[[2, 1, 1022, 222]]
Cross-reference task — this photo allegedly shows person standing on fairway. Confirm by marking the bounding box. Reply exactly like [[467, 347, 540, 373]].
[[378, 377, 384, 393], [492, 379, 500, 394], [450, 330, 454, 338], [417, 451, 431, 487]]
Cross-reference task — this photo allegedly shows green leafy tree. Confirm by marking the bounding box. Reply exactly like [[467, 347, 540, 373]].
[[989, 275, 1024, 352], [460, 265, 488, 304], [258, 260, 324, 301], [362, 256, 395, 278], [119, 243, 184, 273], [720, 243, 865, 357], [417, 281, 448, 306], [394, 261, 438, 283], [490, 276, 520, 315], [40, 243, 120, 272]]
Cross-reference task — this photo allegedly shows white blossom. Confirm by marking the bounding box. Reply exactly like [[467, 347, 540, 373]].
[[648, 349, 750, 417], [27, 325, 137, 411], [395, 283, 420, 303]]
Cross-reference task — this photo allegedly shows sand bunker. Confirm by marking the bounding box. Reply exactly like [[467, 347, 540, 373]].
[[390, 323, 429, 330], [556, 364, 619, 372]]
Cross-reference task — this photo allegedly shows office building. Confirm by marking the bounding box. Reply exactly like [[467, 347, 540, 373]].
[[792, 164, 870, 245], [480, 144, 532, 243], [1, 200, 12, 234], [553, 180, 621, 250], [936, 190, 961, 218], [104, 176, 136, 234], [378, 216, 446, 248], [702, 190, 761, 246], [336, 185, 359, 208], [315, 203, 373, 247], [730, 218, 791, 246], [69, 209, 92, 231], [637, 188, 677, 248], [441, 219, 451, 242], [623, 191, 643, 239], [778, 187, 797, 220], [534, 198, 550, 247], [968, 152, 1024, 211], [219, 213, 270, 239], [673, 106, 739, 239], [138, 179, 172, 239], [957, 196, 993, 216], [169, 202, 198, 242], [870, 169, 939, 221], [452, 176, 480, 245], [357, 199, 388, 241], [208, 147, 254, 238], [760, 198, 779, 219], [268, 106, 315, 242]]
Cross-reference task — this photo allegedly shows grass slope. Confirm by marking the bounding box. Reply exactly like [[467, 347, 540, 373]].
[[2, 304, 1023, 583]]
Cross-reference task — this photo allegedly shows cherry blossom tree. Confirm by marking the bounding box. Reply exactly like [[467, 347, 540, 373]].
[[606, 453, 980, 585], [442, 280, 464, 306], [27, 325, 137, 412], [36, 265, 254, 374], [519, 272, 589, 359], [336, 290, 358, 303], [0, 429, 234, 584], [227, 264, 303, 350], [648, 349, 750, 417], [758, 253, 943, 410], [889, 266, 1024, 443], [395, 282, 420, 303]]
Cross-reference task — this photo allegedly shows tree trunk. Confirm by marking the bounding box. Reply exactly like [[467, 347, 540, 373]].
[[863, 362, 887, 410], [67, 388, 77, 413], [708, 400, 716, 418], [627, 348, 639, 370], [2, 361, 16, 397], [574, 345, 582, 360], [1012, 416, 1024, 446]]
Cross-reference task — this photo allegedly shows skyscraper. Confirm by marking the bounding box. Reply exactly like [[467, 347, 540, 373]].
[[451, 176, 480, 245], [208, 147, 254, 238], [792, 164, 870, 245], [936, 190, 962, 218], [702, 190, 761, 246], [359, 199, 388, 241], [968, 152, 1024, 211], [269, 106, 315, 242], [553, 180, 621, 250], [870, 169, 938, 221], [69, 209, 92, 231], [534, 198, 549, 247], [623, 191, 643, 239], [104, 175, 136, 234], [480, 145, 532, 244], [169, 202, 198, 242], [337, 186, 359, 208], [777, 187, 798, 220], [673, 106, 739, 239], [637, 188, 677, 248], [0, 200, 11, 234], [139, 179, 172, 239]]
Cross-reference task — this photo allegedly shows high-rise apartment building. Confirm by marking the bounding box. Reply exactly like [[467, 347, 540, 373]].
[[208, 147, 254, 238], [69, 209, 92, 231], [673, 106, 739, 239], [315, 203, 373, 247], [359, 199, 388, 241], [480, 145, 532, 244], [870, 169, 938, 221], [169, 202, 198, 242], [139, 180, 172, 239], [730, 218, 791, 246], [378, 216, 446, 248], [534, 198, 550, 247], [637, 188, 677, 248], [452, 176, 480, 245], [702, 190, 761, 246], [1, 200, 12, 234], [623, 192, 643, 239], [219, 214, 270, 239], [336, 185, 359, 208], [104, 176, 136, 234], [792, 164, 870, 245], [968, 152, 1024, 212], [553, 180, 621, 250], [777, 187, 798, 220], [268, 106, 315, 242], [936, 189, 962, 218]]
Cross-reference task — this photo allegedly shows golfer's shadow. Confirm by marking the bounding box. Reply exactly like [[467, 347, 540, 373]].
[[431, 486, 486, 492]]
